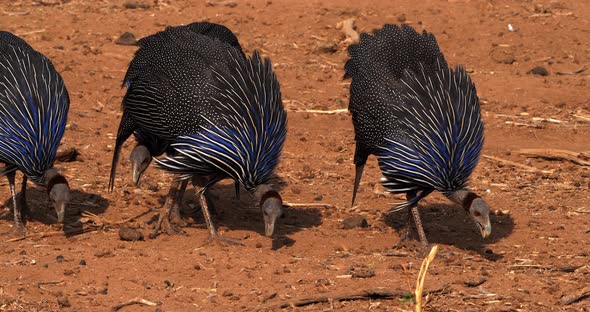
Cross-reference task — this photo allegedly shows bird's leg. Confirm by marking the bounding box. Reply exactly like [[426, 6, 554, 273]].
[[169, 179, 189, 227], [149, 179, 183, 239], [399, 191, 417, 242], [18, 175, 29, 221], [410, 203, 429, 249], [195, 185, 243, 246], [7, 172, 25, 236]]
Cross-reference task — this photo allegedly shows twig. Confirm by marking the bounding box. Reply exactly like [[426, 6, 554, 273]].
[[283, 202, 334, 208], [562, 287, 590, 305], [260, 288, 409, 310], [516, 149, 590, 166], [415, 245, 439, 312], [16, 29, 46, 36], [509, 264, 553, 270], [573, 111, 590, 122], [1, 10, 30, 16], [112, 298, 160, 311], [38, 280, 64, 290], [3, 227, 97, 243], [482, 155, 553, 174], [82, 208, 154, 226], [294, 109, 348, 115], [556, 65, 587, 75]]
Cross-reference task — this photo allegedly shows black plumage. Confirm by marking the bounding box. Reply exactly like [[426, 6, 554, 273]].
[[345, 24, 491, 246], [0, 32, 70, 232], [110, 22, 286, 241]]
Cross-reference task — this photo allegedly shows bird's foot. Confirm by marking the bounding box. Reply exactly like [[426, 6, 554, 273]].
[[169, 205, 189, 227], [9, 223, 27, 238], [149, 212, 186, 239]]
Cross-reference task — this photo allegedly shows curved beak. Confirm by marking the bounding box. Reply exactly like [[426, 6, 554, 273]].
[[264, 220, 275, 237], [131, 163, 141, 186], [55, 201, 66, 224], [479, 222, 492, 239]]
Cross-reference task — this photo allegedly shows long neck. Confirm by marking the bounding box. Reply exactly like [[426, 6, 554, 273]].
[[448, 189, 479, 211], [45, 168, 68, 193], [259, 190, 282, 206]]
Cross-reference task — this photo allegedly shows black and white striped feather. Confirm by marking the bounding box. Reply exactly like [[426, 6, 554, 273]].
[[345, 24, 484, 207], [155, 50, 287, 191], [0, 33, 69, 184]]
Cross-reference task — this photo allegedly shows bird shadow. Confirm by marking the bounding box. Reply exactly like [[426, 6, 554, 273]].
[[0, 185, 110, 237], [384, 202, 514, 260], [170, 177, 322, 249]]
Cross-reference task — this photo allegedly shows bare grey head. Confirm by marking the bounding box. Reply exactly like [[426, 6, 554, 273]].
[[45, 168, 70, 223], [254, 184, 283, 237], [468, 197, 491, 238], [449, 190, 491, 238], [129, 144, 151, 186]]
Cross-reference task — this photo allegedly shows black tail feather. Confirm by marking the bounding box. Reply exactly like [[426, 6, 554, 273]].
[[108, 111, 136, 192]]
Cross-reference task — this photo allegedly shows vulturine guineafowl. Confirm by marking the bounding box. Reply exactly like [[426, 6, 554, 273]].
[[0, 32, 70, 234], [110, 22, 287, 243], [121, 21, 245, 188], [345, 24, 491, 247], [109, 22, 246, 236]]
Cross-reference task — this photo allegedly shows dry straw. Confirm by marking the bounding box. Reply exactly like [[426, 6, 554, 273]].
[[414, 245, 439, 312]]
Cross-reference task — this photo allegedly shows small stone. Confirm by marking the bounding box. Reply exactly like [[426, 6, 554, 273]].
[[56, 255, 64, 263], [79, 259, 86, 265], [490, 46, 516, 64], [348, 267, 376, 278], [193, 264, 202, 270], [343, 215, 368, 229], [397, 13, 406, 22], [123, 0, 150, 9], [313, 194, 323, 201], [99, 287, 108, 295], [222, 290, 233, 297], [528, 66, 549, 76], [64, 269, 76, 276], [94, 250, 114, 258], [119, 226, 144, 241], [115, 32, 137, 46], [314, 41, 338, 54], [255, 242, 263, 248], [57, 296, 71, 308]]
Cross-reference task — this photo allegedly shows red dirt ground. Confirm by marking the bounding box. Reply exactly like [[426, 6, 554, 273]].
[[1, 0, 589, 311]]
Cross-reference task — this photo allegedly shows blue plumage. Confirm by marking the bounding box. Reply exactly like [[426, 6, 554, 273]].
[[345, 24, 491, 245], [0, 32, 69, 184], [376, 65, 484, 200], [0, 31, 71, 230], [155, 50, 287, 192]]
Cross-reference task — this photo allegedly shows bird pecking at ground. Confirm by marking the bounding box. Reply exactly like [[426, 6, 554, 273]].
[[110, 22, 287, 243], [109, 22, 247, 237], [0, 31, 71, 235], [344, 24, 492, 248]]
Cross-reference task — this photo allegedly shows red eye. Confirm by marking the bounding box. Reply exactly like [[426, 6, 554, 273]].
[[473, 211, 481, 217]]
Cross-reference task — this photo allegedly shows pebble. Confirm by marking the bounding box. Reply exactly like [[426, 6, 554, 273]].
[[57, 296, 71, 308], [79, 259, 86, 265], [56, 255, 64, 263], [343, 215, 368, 229], [115, 32, 137, 46], [119, 226, 144, 241], [528, 66, 549, 76]]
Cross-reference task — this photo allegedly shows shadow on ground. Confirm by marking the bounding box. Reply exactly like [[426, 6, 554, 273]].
[[385, 202, 514, 259], [1, 185, 110, 237], [157, 177, 322, 249]]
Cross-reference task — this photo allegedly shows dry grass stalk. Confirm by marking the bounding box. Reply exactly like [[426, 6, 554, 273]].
[[415, 245, 439, 312], [517, 149, 590, 166]]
